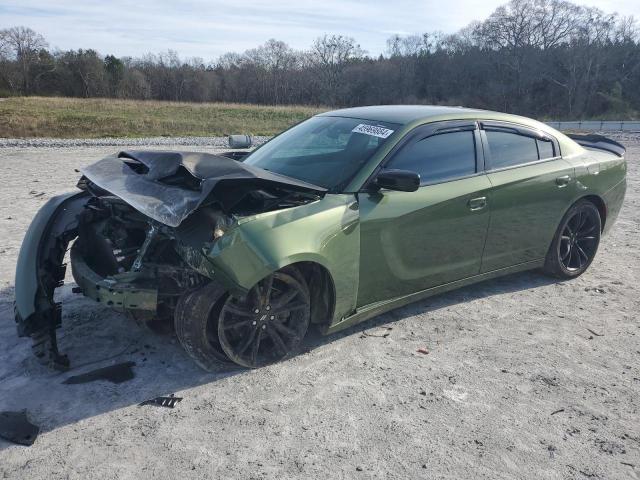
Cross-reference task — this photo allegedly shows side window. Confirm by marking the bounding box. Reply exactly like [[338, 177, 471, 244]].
[[485, 130, 538, 169], [537, 138, 555, 159], [388, 131, 476, 184]]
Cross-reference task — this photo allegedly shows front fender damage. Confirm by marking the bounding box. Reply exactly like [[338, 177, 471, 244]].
[[14, 191, 90, 370], [14, 150, 331, 370]]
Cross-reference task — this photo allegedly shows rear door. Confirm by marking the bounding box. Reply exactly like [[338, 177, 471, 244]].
[[480, 121, 575, 272], [357, 121, 492, 307]]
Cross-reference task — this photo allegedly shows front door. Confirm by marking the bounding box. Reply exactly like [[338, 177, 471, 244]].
[[357, 122, 492, 307]]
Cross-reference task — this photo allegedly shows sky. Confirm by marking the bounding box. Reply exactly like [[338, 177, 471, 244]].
[[1, 0, 638, 61]]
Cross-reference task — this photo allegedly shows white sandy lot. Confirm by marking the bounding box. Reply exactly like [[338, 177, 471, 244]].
[[0, 138, 638, 479]]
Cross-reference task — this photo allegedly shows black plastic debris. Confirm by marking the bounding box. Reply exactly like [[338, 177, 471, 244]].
[[138, 394, 182, 408], [62, 361, 136, 385], [0, 411, 40, 446]]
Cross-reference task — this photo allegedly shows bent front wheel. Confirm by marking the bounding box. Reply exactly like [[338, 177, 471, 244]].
[[218, 269, 311, 368]]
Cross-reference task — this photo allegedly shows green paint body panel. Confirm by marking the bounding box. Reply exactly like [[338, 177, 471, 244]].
[[481, 158, 576, 272], [200, 194, 361, 322], [326, 259, 544, 334], [357, 174, 492, 306]]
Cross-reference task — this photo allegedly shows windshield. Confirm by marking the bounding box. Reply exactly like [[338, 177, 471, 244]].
[[244, 116, 399, 191]]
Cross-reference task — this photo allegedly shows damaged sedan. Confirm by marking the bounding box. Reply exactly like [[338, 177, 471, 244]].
[[14, 106, 626, 369]]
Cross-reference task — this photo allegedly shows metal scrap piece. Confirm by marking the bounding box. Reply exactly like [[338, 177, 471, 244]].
[[62, 361, 136, 384], [138, 394, 182, 408], [0, 411, 40, 446]]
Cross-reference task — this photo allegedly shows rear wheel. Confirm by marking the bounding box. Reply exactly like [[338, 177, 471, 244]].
[[218, 269, 311, 368], [543, 200, 601, 279]]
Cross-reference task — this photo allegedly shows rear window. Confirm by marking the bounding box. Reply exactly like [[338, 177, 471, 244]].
[[486, 131, 539, 169]]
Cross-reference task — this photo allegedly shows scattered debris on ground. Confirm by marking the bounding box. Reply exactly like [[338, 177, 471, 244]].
[[138, 394, 183, 409], [62, 361, 136, 385], [360, 327, 393, 338], [0, 411, 40, 446]]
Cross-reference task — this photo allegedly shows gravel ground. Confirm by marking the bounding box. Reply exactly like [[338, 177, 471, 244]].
[[0, 138, 638, 479], [0, 136, 270, 148]]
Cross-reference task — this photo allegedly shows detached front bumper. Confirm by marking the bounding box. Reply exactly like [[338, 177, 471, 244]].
[[14, 190, 166, 369], [70, 246, 158, 312], [14, 191, 90, 369]]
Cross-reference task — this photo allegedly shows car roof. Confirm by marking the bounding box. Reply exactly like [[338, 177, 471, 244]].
[[317, 105, 488, 125]]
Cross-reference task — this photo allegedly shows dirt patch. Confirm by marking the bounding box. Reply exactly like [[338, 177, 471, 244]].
[[0, 140, 638, 479]]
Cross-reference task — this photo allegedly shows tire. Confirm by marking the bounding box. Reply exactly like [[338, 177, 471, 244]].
[[217, 267, 311, 368], [174, 282, 231, 371], [543, 200, 601, 279]]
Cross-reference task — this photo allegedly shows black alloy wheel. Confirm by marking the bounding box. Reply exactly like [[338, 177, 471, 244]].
[[218, 270, 310, 368], [544, 200, 601, 279], [559, 208, 599, 271]]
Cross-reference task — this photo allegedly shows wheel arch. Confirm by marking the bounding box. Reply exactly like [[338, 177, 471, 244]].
[[578, 194, 607, 232], [544, 194, 606, 265], [203, 195, 360, 326], [245, 258, 337, 327], [543, 194, 603, 279], [287, 261, 336, 326]]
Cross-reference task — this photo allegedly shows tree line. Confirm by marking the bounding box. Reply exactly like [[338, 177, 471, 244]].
[[1, 0, 639, 119]]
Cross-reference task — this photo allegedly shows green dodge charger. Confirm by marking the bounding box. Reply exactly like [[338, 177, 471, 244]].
[[14, 106, 627, 369]]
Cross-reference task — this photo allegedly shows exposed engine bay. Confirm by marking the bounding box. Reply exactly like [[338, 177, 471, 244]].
[[82, 150, 326, 227], [14, 150, 326, 369], [70, 193, 211, 333]]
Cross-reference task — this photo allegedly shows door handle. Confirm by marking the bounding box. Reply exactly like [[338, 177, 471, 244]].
[[468, 196, 487, 211], [555, 175, 571, 187]]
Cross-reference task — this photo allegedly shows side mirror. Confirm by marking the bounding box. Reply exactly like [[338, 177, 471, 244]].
[[374, 169, 420, 192]]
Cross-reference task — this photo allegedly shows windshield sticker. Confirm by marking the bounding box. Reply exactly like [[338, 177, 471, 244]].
[[352, 124, 394, 139]]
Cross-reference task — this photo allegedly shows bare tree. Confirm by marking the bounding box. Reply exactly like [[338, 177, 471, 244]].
[[119, 69, 151, 99], [474, 0, 583, 50], [243, 39, 300, 104], [0, 26, 48, 94], [58, 49, 107, 97], [309, 34, 365, 104], [386, 34, 426, 57], [615, 16, 639, 43]]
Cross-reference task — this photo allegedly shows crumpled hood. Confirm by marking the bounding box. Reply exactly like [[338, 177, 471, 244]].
[[81, 151, 327, 227]]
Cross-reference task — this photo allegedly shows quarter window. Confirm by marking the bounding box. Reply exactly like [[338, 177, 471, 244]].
[[388, 131, 476, 184], [537, 138, 555, 159], [486, 130, 557, 169]]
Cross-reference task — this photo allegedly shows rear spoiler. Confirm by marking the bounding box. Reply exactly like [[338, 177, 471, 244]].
[[566, 133, 626, 158]]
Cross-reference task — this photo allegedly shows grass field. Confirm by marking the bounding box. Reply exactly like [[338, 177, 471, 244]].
[[0, 97, 326, 138]]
